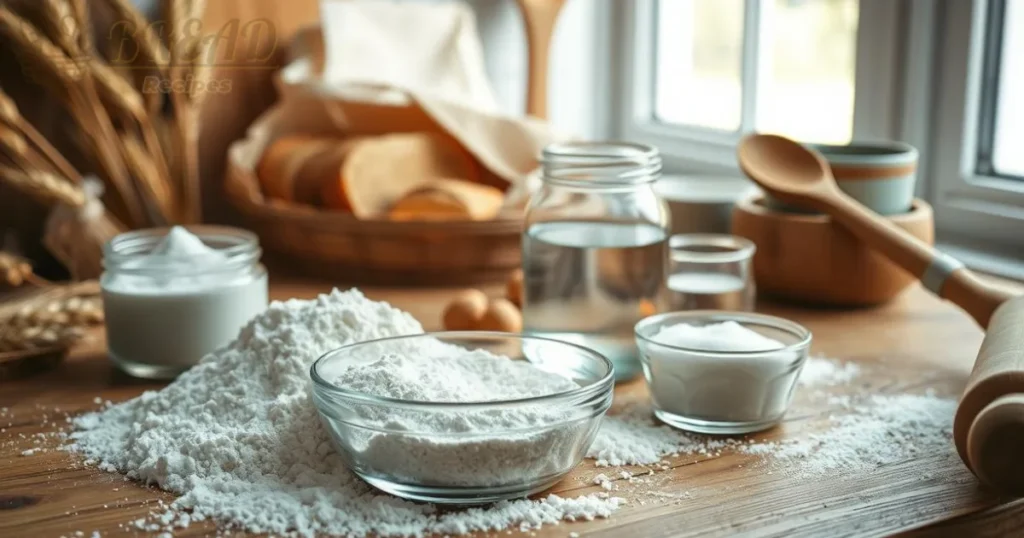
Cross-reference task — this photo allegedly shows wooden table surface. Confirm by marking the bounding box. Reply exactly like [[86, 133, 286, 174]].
[[2, 277, 1023, 538]]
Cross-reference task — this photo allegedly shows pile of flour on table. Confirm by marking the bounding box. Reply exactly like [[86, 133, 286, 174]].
[[69, 290, 621, 537]]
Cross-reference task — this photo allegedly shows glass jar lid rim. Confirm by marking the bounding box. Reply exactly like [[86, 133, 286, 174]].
[[670, 234, 756, 263], [540, 141, 662, 186]]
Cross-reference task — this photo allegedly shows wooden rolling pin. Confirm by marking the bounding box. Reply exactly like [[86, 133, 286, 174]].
[[737, 134, 1024, 493]]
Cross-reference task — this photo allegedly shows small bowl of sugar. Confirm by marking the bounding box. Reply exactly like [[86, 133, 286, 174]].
[[635, 311, 812, 434], [310, 332, 614, 505]]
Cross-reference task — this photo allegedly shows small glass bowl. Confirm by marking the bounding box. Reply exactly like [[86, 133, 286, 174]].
[[635, 311, 812, 434], [309, 332, 614, 505]]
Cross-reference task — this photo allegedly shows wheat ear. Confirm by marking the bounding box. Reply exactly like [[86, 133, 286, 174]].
[[105, 0, 169, 71], [0, 7, 145, 226], [0, 87, 81, 182], [161, 0, 199, 222], [0, 164, 85, 208], [0, 123, 60, 178], [34, 0, 79, 57], [106, 0, 170, 114], [68, 0, 91, 52], [0, 9, 83, 85], [91, 59, 176, 215]]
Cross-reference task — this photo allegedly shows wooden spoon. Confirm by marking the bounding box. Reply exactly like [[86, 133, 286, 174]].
[[736, 133, 1013, 328], [739, 134, 1024, 494]]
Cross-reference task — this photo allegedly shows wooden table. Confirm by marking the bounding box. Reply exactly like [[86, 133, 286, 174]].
[[2, 278, 1023, 537]]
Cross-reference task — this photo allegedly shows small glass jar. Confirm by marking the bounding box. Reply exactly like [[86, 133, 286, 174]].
[[666, 234, 756, 312], [522, 142, 670, 382], [101, 226, 268, 379]]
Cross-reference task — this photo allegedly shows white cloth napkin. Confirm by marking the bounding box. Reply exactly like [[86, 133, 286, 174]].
[[318, 0, 500, 112]]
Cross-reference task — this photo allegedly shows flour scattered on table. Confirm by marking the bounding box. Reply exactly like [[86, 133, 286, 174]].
[[587, 403, 738, 466], [797, 356, 861, 386], [68, 290, 622, 537], [741, 393, 956, 475]]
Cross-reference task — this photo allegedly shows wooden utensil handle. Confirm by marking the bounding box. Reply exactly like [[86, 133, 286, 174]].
[[825, 191, 1013, 328], [516, 0, 568, 119], [954, 296, 1024, 493]]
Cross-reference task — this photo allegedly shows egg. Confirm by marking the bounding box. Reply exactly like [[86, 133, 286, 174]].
[[506, 269, 524, 307], [442, 289, 489, 330], [478, 298, 523, 333]]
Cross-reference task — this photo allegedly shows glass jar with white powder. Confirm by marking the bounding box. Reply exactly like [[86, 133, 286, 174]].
[[101, 226, 268, 379]]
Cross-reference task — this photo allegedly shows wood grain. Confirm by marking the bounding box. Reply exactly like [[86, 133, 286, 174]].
[[0, 278, 1019, 537]]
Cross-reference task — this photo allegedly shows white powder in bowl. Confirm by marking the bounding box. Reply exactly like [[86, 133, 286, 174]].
[[324, 345, 596, 487], [69, 290, 622, 537], [642, 321, 804, 427]]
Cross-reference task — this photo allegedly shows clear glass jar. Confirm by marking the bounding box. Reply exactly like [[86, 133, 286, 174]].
[[666, 234, 756, 312], [101, 226, 268, 379], [522, 142, 670, 382]]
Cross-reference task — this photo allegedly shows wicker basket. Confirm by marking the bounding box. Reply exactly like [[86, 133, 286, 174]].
[[226, 177, 523, 285], [223, 104, 525, 285]]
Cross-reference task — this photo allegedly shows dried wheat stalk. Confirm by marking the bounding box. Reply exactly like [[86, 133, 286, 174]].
[[0, 8, 83, 84], [15, 1, 136, 211], [0, 281, 102, 352], [91, 58, 175, 216], [162, 0, 199, 222], [107, 0, 170, 114], [0, 7, 144, 226], [0, 164, 86, 208], [106, 0, 169, 70], [68, 0, 90, 52], [34, 0, 79, 57], [0, 323, 84, 352], [122, 134, 174, 223], [164, 0, 212, 225], [0, 123, 57, 177], [0, 86, 81, 182]]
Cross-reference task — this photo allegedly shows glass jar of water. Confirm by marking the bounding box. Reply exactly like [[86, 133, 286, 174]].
[[522, 142, 670, 382]]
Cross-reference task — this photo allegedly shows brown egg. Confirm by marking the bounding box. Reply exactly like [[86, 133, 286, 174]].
[[506, 269, 524, 307], [478, 298, 523, 333], [442, 289, 489, 330]]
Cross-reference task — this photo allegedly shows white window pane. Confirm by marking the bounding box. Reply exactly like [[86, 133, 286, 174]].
[[755, 0, 858, 144], [993, 0, 1024, 177], [654, 0, 744, 131]]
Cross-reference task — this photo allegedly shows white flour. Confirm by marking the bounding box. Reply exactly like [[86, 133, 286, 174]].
[[797, 356, 862, 386], [66, 288, 954, 535], [70, 290, 622, 537], [643, 321, 800, 425], [740, 392, 957, 476], [326, 346, 593, 487], [590, 357, 956, 480]]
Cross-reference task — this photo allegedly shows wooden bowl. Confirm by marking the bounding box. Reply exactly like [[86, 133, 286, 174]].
[[731, 195, 934, 306]]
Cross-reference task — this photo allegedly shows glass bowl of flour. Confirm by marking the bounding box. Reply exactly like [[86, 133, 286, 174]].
[[310, 332, 614, 504], [635, 311, 811, 434]]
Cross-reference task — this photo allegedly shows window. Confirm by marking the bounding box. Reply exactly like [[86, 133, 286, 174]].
[[610, 0, 1023, 273], [654, 0, 859, 144], [979, 0, 1024, 179], [929, 0, 1024, 268]]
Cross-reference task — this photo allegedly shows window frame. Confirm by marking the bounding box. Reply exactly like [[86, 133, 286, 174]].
[[611, 0, 904, 174], [604, 0, 1023, 274], [929, 0, 1024, 257]]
